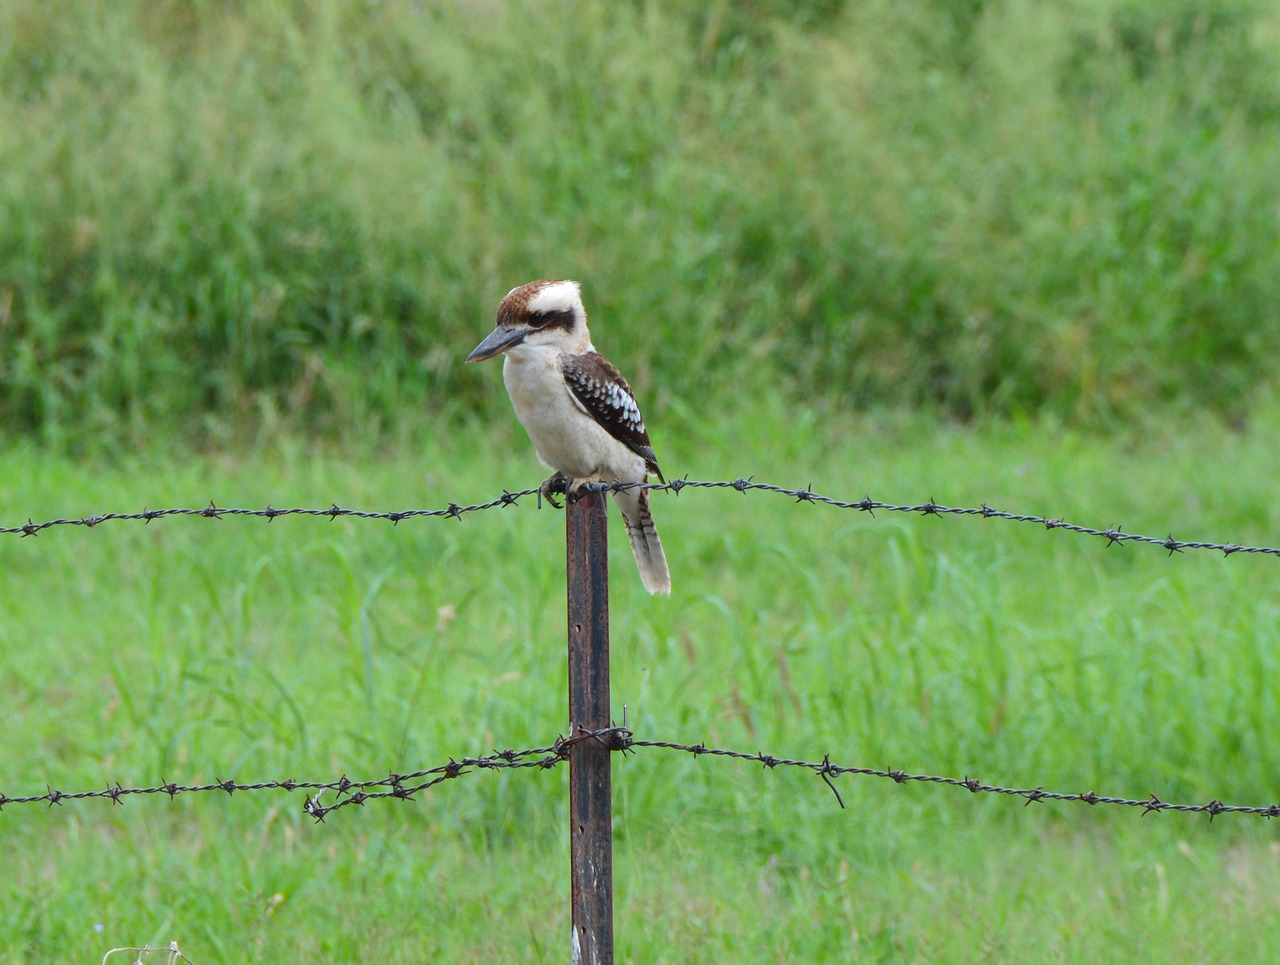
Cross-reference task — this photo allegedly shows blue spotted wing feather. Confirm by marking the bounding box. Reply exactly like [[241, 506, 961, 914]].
[[560, 351, 664, 481]]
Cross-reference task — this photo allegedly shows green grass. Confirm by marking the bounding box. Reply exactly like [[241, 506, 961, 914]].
[[3, 0, 1280, 445], [4, 1, 1280, 958], [2, 404, 1280, 961]]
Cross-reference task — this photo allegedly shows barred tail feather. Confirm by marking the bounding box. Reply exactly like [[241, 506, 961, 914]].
[[615, 486, 670, 595]]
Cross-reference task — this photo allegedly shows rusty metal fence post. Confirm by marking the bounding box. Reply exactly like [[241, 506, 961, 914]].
[[566, 489, 614, 965]]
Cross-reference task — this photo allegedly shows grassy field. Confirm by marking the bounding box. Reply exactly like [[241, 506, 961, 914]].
[[4, 0, 1280, 960], [3, 403, 1280, 962], [3, 0, 1280, 444]]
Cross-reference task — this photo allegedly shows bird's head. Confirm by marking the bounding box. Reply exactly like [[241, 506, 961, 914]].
[[466, 279, 591, 363]]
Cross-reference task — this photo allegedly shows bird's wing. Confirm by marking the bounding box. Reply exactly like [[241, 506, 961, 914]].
[[560, 351, 663, 480]]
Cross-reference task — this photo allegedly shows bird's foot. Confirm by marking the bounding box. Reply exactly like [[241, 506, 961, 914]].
[[538, 474, 569, 510], [565, 474, 606, 503]]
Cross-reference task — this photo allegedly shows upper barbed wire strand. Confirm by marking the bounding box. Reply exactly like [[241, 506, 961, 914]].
[[2, 479, 1277, 558]]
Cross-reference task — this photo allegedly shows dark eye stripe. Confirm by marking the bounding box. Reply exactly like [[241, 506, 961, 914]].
[[529, 309, 576, 330]]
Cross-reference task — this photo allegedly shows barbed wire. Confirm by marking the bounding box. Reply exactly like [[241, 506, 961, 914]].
[[3, 478, 1279, 559], [0, 740, 565, 822], [622, 734, 1280, 820], [3, 727, 1275, 822], [0, 489, 544, 536]]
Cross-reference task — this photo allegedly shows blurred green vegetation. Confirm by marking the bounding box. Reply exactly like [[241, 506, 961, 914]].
[[3, 413, 1280, 960], [2, 0, 1278, 446]]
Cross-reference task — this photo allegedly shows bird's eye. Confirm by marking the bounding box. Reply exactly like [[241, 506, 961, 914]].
[[527, 308, 573, 329]]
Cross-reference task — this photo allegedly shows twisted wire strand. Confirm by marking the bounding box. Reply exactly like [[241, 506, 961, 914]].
[[3, 728, 1273, 823], [4, 478, 1277, 559]]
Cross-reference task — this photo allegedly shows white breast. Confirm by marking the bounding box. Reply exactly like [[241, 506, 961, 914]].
[[502, 345, 645, 482]]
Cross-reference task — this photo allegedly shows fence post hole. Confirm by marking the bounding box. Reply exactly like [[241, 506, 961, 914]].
[[566, 488, 615, 965]]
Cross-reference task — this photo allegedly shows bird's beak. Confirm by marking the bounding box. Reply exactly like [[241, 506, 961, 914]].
[[466, 325, 527, 363]]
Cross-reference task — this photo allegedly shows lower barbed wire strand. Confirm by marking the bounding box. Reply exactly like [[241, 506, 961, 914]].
[[3, 729, 1275, 822]]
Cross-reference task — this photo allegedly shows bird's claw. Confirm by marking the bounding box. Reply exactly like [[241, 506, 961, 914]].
[[539, 475, 569, 510]]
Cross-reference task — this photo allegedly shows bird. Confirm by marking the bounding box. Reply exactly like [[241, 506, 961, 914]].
[[466, 279, 670, 595]]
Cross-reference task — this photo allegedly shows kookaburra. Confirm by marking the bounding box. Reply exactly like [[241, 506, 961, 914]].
[[466, 279, 671, 595]]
